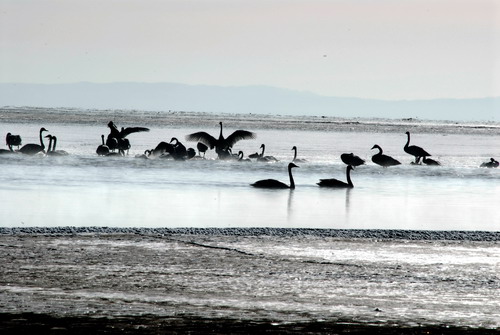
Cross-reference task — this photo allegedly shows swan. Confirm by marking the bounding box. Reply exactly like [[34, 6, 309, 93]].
[[135, 150, 152, 159], [252, 144, 278, 162], [117, 138, 130, 155], [340, 153, 365, 167], [317, 165, 354, 188], [18, 127, 48, 155], [0, 148, 13, 154], [45, 135, 67, 156], [480, 158, 499, 168], [96, 135, 110, 156], [404, 131, 431, 164], [197, 142, 208, 157], [106, 121, 149, 154], [185, 122, 256, 158], [170, 137, 188, 160], [291, 146, 307, 163], [238, 151, 251, 162], [6, 133, 22, 150], [187, 148, 197, 159], [371, 145, 401, 167], [105, 135, 119, 152], [107, 121, 149, 139], [422, 156, 441, 166], [49, 136, 68, 155], [251, 162, 299, 189]]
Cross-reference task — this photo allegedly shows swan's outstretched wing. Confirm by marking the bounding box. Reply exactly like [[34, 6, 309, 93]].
[[185, 132, 217, 149], [225, 130, 256, 147], [120, 127, 150, 138]]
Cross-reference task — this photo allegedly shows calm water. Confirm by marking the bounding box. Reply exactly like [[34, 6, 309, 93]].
[[1, 110, 500, 231], [1, 109, 500, 329]]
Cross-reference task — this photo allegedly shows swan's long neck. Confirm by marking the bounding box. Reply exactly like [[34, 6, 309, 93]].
[[405, 133, 410, 149], [46, 136, 53, 152], [346, 167, 353, 187], [52, 136, 57, 151], [376, 146, 383, 155], [292, 147, 297, 161], [288, 166, 295, 189], [260, 145, 265, 156], [101, 135, 105, 145], [219, 122, 224, 140], [39, 129, 45, 149]]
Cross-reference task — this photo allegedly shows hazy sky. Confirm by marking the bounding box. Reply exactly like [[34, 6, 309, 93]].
[[1, 0, 499, 100]]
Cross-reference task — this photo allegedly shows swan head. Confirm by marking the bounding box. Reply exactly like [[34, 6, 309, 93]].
[[44, 135, 52, 139], [260, 144, 265, 148], [371, 145, 380, 150], [288, 162, 299, 169], [170, 137, 179, 144], [40, 127, 48, 133], [405, 131, 410, 135], [292, 146, 297, 150]]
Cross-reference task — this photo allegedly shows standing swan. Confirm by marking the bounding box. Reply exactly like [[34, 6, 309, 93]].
[[371, 145, 401, 167], [251, 163, 299, 189], [404, 131, 431, 164], [317, 165, 354, 188], [6, 133, 22, 150], [18, 127, 48, 155]]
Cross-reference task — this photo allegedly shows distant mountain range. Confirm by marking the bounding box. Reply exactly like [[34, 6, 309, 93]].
[[1, 82, 498, 121]]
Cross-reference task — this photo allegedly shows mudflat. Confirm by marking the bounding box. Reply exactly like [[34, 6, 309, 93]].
[[0, 233, 498, 334]]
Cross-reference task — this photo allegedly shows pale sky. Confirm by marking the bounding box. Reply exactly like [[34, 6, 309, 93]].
[[1, 0, 499, 100]]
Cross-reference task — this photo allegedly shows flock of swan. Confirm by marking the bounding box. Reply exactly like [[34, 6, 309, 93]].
[[2, 121, 499, 190]]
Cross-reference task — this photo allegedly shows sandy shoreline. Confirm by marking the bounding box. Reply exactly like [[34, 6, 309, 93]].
[[1, 233, 499, 334]]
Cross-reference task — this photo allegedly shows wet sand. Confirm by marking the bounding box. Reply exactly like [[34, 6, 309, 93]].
[[1, 233, 498, 334], [1, 312, 497, 334]]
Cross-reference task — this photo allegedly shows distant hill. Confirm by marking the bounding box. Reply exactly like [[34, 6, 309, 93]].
[[1, 82, 498, 121]]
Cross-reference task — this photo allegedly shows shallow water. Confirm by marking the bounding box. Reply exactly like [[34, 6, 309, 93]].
[[1, 110, 499, 231], [1, 108, 500, 329]]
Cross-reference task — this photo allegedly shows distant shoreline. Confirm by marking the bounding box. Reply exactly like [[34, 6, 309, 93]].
[[1, 82, 499, 122], [1, 106, 499, 135]]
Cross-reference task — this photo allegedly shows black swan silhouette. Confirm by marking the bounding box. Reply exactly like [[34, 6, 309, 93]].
[[251, 163, 299, 189], [317, 165, 354, 188], [371, 145, 401, 167]]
